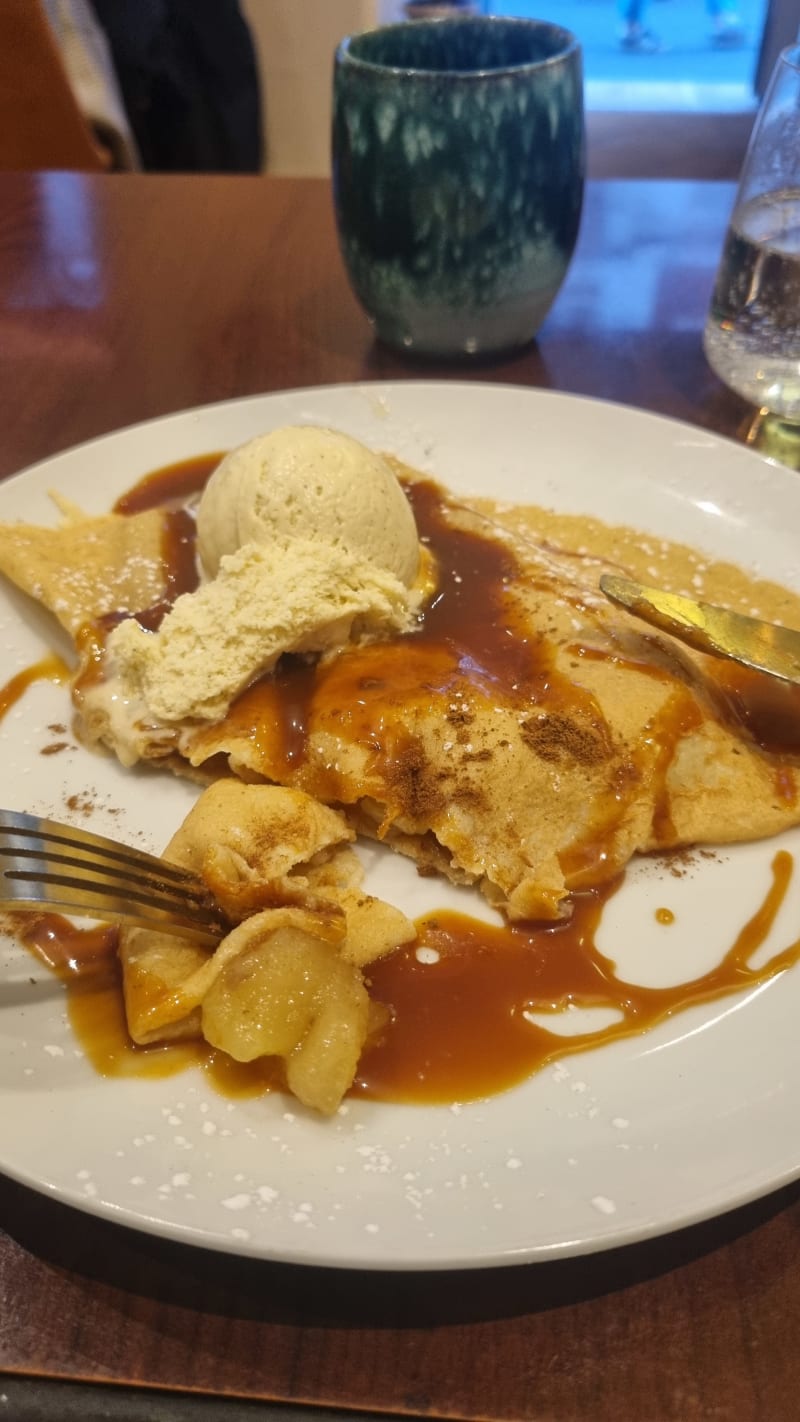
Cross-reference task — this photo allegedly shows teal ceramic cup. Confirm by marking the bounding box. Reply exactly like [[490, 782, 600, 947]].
[[332, 17, 584, 357]]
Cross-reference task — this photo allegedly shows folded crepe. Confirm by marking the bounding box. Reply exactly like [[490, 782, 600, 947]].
[[1, 464, 799, 924]]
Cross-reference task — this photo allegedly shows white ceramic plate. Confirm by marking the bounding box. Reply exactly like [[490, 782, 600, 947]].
[[2, 381, 800, 1271]]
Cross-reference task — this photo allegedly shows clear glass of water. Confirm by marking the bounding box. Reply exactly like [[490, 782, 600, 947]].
[[704, 45, 800, 421]]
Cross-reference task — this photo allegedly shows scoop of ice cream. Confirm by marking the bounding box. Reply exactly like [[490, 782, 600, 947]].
[[99, 425, 426, 730], [106, 539, 416, 724], [196, 426, 420, 586]]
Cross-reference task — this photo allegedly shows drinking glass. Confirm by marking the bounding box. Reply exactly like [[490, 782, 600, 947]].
[[332, 16, 584, 358], [704, 45, 800, 421]]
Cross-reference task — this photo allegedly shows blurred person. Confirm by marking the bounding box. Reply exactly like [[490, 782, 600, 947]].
[[618, 0, 661, 51], [41, 0, 140, 168], [618, 0, 745, 52], [90, 0, 263, 172]]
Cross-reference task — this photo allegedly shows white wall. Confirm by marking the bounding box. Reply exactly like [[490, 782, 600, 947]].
[[242, 0, 406, 175]]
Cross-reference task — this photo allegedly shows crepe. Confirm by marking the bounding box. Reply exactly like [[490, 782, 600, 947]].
[[178, 489, 800, 918], [0, 502, 171, 639], [1, 463, 799, 923]]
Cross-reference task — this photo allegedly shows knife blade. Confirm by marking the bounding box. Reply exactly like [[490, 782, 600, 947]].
[[599, 574, 800, 686]]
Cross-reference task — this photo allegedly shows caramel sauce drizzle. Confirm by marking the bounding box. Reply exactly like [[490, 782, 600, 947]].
[[711, 662, 800, 759], [9, 913, 280, 1095], [0, 653, 69, 717], [7, 847, 799, 1105], [112, 452, 223, 515], [3, 453, 800, 1107], [197, 480, 613, 789], [356, 850, 800, 1103]]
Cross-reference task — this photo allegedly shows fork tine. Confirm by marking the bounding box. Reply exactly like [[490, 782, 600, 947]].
[[0, 811, 203, 886], [0, 810, 227, 946]]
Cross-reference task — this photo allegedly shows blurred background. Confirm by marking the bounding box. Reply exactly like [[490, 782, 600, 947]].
[[502, 0, 765, 108], [1, 0, 797, 179]]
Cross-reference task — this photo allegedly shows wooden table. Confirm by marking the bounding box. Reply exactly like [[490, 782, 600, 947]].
[[1, 172, 797, 1422]]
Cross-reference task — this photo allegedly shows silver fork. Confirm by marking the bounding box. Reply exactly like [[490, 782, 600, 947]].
[[0, 810, 227, 946]]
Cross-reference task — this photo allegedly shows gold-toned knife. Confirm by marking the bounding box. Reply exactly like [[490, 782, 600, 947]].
[[599, 574, 800, 686]]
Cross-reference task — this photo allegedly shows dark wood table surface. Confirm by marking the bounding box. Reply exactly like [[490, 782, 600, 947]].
[[1, 171, 798, 1422]]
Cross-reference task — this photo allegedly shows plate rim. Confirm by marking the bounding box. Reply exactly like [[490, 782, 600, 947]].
[[0, 378, 770, 492]]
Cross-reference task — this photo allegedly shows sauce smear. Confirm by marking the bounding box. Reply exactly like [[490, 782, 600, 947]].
[[113, 452, 223, 514], [355, 850, 799, 1103], [0, 654, 69, 718], [8, 849, 799, 1106]]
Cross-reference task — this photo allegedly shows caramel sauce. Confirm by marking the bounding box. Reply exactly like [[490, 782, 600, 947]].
[[189, 480, 619, 832], [11, 912, 279, 1095], [356, 849, 799, 1103], [0, 653, 69, 720], [647, 691, 705, 843], [311, 477, 607, 720], [711, 662, 800, 759], [10, 848, 799, 1106], [113, 452, 224, 514], [139, 506, 200, 630], [91, 506, 200, 643], [77, 456, 800, 787], [5, 453, 800, 1110], [182, 480, 800, 876]]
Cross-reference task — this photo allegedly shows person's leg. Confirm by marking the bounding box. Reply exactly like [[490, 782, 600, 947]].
[[618, 0, 661, 51]]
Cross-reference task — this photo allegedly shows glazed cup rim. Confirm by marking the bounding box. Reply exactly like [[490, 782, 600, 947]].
[[336, 16, 581, 80]]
